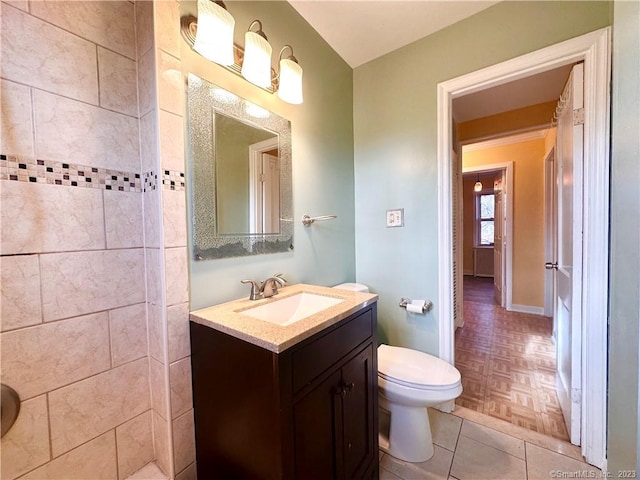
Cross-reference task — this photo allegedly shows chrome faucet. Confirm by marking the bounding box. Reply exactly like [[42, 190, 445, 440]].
[[241, 273, 287, 300]]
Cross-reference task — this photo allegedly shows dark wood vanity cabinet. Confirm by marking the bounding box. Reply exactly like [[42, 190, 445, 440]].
[[190, 303, 378, 480]]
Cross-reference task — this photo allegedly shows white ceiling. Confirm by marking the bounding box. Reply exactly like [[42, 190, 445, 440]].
[[287, 1, 500, 68], [287, 1, 573, 123], [452, 64, 574, 122]]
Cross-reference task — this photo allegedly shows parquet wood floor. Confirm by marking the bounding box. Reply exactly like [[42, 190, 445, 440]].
[[455, 276, 570, 442]]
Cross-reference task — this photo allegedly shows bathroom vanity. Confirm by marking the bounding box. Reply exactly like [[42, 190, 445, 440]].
[[189, 284, 379, 479]]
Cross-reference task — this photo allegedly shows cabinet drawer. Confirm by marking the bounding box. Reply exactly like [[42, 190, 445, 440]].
[[292, 308, 373, 392]]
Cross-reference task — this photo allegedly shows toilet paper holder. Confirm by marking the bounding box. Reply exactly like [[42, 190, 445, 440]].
[[399, 297, 433, 314]]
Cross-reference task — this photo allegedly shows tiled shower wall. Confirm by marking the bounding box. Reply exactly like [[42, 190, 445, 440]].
[[0, 2, 153, 478], [138, 1, 195, 478]]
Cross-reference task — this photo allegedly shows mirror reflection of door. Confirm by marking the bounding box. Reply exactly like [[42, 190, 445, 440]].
[[214, 112, 279, 234], [249, 139, 280, 234]]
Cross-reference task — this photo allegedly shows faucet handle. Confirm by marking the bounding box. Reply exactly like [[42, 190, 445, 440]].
[[273, 273, 287, 285], [241, 279, 262, 300]]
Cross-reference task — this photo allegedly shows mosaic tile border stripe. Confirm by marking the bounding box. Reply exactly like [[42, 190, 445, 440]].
[[143, 171, 157, 192], [0, 154, 142, 192], [162, 169, 185, 191]]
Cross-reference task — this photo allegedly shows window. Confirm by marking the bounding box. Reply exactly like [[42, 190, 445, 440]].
[[477, 193, 495, 246]]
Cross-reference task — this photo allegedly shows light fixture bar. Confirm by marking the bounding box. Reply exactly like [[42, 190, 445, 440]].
[[180, 14, 278, 93]]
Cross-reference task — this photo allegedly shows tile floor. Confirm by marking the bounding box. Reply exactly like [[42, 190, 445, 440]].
[[455, 276, 569, 441], [379, 407, 599, 480]]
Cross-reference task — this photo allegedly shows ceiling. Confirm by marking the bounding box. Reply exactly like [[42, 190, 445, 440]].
[[287, 1, 573, 123], [452, 64, 574, 122], [287, 1, 499, 68]]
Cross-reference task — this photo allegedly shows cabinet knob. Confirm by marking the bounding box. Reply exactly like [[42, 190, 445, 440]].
[[344, 382, 355, 392], [334, 387, 346, 398]]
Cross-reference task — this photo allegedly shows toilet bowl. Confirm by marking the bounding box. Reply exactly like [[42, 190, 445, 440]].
[[333, 283, 463, 463]]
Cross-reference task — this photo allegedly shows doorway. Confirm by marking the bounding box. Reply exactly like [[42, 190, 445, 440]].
[[436, 28, 610, 468], [456, 135, 569, 442]]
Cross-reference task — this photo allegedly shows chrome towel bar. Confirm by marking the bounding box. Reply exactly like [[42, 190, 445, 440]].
[[302, 214, 337, 226]]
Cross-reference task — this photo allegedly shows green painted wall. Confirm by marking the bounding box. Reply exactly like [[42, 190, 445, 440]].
[[353, 0, 611, 353], [608, 0, 640, 472], [187, 1, 355, 309]]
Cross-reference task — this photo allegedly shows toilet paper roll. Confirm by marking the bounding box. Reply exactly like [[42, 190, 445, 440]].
[[406, 300, 426, 314]]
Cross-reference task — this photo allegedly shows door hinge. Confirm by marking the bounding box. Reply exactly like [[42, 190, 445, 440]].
[[259, 173, 266, 182], [573, 108, 585, 126]]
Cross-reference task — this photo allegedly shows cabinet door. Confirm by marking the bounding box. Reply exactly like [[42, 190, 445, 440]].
[[293, 369, 343, 480], [341, 345, 376, 480]]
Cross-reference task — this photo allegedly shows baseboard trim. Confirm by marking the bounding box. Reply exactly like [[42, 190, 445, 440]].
[[509, 304, 545, 315]]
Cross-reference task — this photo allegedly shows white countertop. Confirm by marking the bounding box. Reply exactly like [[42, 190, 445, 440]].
[[189, 283, 378, 353]]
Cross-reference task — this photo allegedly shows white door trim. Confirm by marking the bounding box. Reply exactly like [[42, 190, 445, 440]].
[[249, 137, 279, 233], [437, 27, 610, 467], [462, 162, 513, 310]]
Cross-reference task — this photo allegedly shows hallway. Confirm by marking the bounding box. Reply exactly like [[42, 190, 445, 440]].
[[455, 276, 569, 442]]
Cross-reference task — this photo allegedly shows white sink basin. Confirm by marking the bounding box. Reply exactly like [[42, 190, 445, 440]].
[[239, 292, 344, 326]]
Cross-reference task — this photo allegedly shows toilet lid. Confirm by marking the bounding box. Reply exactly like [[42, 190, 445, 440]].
[[378, 344, 461, 390]]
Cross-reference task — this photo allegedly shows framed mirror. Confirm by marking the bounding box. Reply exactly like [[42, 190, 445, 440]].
[[187, 73, 293, 260]]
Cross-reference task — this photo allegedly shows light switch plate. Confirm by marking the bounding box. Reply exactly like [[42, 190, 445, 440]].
[[386, 209, 404, 228]]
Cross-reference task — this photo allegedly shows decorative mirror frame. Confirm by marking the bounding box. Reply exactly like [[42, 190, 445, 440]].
[[187, 73, 293, 260]]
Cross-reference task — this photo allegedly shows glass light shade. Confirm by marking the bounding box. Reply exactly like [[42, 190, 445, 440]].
[[241, 31, 273, 88], [278, 58, 303, 104], [474, 181, 483, 192], [193, 0, 235, 66]]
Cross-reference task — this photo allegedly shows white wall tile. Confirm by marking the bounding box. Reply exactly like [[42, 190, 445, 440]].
[[109, 303, 148, 368], [150, 357, 168, 420], [1, 312, 110, 400], [136, 1, 154, 59], [105, 190, 144, 249], [1, 79, 34, 156], [30, 1, 135, 59], [98, 47, 138, 117], [163, 189, 187, 248], [0, 254, 41, 332], [21, 431, 118, 480], [145, 248, 163, 306], [168, 303, 190, 363], [170, 357, 192, 419], [144, 189, 162, 249], [138, 50, 157, 118], [140, 110, 159, 174], [173, 410, 196, 474], [33, 90, 140, 172], [148, 303, 164, 363], [152, 411, 171, 476], [0, 181, 105, 255], [49, 358, 150, 457], [3, 1, 28, 12], [0, 395, 50, 480], [116, 411, 154, 480], [165, 247, 189, 306], [155, 0, 181, 59], [0, 4, 98, 104], [157, 51, 183, 116], [40, 249, 145, 321], [159, 110, 185, 172]]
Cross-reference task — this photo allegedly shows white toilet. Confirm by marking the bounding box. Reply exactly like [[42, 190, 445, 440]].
[[333, 283, 463, 463]]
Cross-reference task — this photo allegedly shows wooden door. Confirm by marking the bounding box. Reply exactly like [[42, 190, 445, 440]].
[[555, 63, 584, 445]]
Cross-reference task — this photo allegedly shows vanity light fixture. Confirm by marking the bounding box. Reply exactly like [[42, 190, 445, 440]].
[[277, 45, 303, 104], [192, 0, 235, 66], [241, 20, 273, 89], [180, 2, 303, 104]]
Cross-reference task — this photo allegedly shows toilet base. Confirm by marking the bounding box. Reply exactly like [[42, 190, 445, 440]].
[[379, 397, 434, 463]]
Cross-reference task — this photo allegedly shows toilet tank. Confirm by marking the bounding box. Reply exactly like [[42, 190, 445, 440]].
[[333, 283, 369, 293]]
